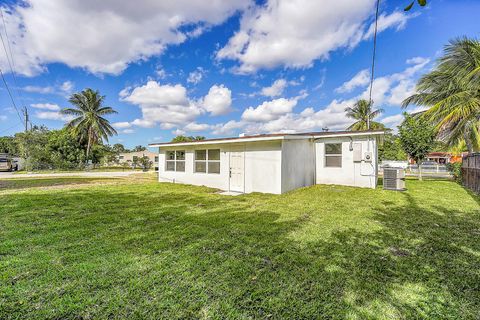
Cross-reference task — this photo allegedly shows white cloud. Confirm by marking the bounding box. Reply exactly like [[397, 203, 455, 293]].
[[261, 79, 287, 97], [120, 128, 135, 134], [22, 81, 74, 96], [123, 81, 234, 133], [60, 81, 74, 95], [0, 115, 7, 121], [22, 85, 55, 94], [184, 122, 212, 132], [172, 128, 186, 136], [112, 121, 132, 129], [1, 0, 250, 76], [242, 97, 298, 122], [122, 81, 195, 128], [131, 118, 156, 128], [202, 84, 232, 116], [35, 111, 73, 121], [217, 0, 410, 73], [357, 57, 430, 106], [187, 67, 205, 84], [381, 114, 404, 127], [335, 69, 370, 93], [155, 66, 168, 79], [210, 56, 430, 135], [30, 103, 61, 111], [406, 56, 429, 65], [362, 11, 411, 40], [211, 120, 244, 135]]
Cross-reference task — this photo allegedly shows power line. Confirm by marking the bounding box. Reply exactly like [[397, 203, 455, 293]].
[[0, 8, 31, 131], [0, 121, 22, 135], [0, 67, 23, 125], [367, 0, 380, 130], [0, 8, 30, 109]]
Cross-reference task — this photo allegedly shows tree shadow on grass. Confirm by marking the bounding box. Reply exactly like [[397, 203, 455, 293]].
[[0, 183, 479, 319]]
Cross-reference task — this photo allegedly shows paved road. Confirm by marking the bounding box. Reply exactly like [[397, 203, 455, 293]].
[[0, 171, 150, 179]]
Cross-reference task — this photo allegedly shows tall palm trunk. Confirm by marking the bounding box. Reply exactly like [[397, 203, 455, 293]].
[[86, 127, 92, 163]]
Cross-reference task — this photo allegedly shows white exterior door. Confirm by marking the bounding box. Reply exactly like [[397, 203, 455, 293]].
[[229, 149, 244, 192]]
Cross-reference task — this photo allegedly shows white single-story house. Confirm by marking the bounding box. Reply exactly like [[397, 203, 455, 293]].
[[149, 130, 384, 194]]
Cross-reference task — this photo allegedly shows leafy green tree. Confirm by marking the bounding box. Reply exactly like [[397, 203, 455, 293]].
[[0, 136, 17, 155], [403, 38, 480, 153], [46, 129, 86, 169], [14, 126, 51, 170], [61, 88, 118, 161], [112, 143, 127, 154], [132, 145, 147, 152], [171, 135, 205, 143], [378, 133, 407, 161], [139, 156, 152, 171], [399, 113, 435, 180], [345, 99, 385, 131]]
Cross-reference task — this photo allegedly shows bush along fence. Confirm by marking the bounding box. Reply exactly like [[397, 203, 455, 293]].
[[462, 153, 480, 194]]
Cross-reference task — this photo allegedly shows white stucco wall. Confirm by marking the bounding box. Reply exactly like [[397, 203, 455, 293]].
[[156, 134, 379, 193], [281, 139, 315, 193], [157, 140, 282, 194], [315, 136, 378, 188], [244, 141, 282, 194]]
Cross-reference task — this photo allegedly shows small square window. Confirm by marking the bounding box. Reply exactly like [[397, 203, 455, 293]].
[[325, 143, 342, 155], [208, 149, 220, 161], [325, 143, 342, 168], [165, 150, 185, 172], [176, 151, 185, 160], [208, 162, 220, 174], [176, 161, 185, 172], [195, 150, 206, 160], [325, 156, 342, 167], [195, 161, 206, 173], [166, 161, 175, 171]]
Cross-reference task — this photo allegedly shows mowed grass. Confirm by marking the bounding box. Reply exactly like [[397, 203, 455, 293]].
[[0, 176, 479, 319], [0, 177, 116, 190]]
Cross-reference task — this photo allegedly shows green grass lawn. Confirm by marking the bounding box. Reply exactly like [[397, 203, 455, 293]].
[[0, 177, 479, 319]]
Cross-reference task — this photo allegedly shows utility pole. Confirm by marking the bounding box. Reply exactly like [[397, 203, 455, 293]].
[[22, 106, 28, 132]]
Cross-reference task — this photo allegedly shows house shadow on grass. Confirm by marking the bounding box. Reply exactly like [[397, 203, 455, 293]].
[[1, 183, 479, 319]]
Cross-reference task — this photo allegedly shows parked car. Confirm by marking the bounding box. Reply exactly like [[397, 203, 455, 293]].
[[0, 157, 14, 172]]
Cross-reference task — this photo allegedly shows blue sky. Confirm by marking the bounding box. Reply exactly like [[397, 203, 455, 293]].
[[0, 0, 479, 148]]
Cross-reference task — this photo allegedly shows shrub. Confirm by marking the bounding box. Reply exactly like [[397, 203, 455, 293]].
[[447, 162, 462, 183]]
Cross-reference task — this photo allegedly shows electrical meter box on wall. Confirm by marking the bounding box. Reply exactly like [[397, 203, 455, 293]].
[[364, 152, 373, 162], [353, 143, 362, 162]]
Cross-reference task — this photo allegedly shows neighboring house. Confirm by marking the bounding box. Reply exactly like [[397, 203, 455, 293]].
[[117, 150, 158, 169], [408, 152, 468, 164], [149, 130, 384, 194], [425, 152, 467, 164]]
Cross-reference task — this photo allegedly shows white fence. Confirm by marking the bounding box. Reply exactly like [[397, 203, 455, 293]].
[[380, 161, 452, 178]]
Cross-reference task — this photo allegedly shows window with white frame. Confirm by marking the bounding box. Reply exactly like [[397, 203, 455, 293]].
[[325, 143, 342, 167], [165, 150, 185, 172], [194, 149, 220, 174]]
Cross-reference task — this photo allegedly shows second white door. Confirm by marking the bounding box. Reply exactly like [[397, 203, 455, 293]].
[[229, 149, 244, 192]]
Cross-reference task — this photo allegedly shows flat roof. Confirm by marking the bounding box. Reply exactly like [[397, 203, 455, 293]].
[[149, 130, 384, 148]]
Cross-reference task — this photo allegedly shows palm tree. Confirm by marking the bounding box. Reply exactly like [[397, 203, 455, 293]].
[[345, 99, 385, 131], [402, 37, 480, 153], [61, 89, 117, 161]]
